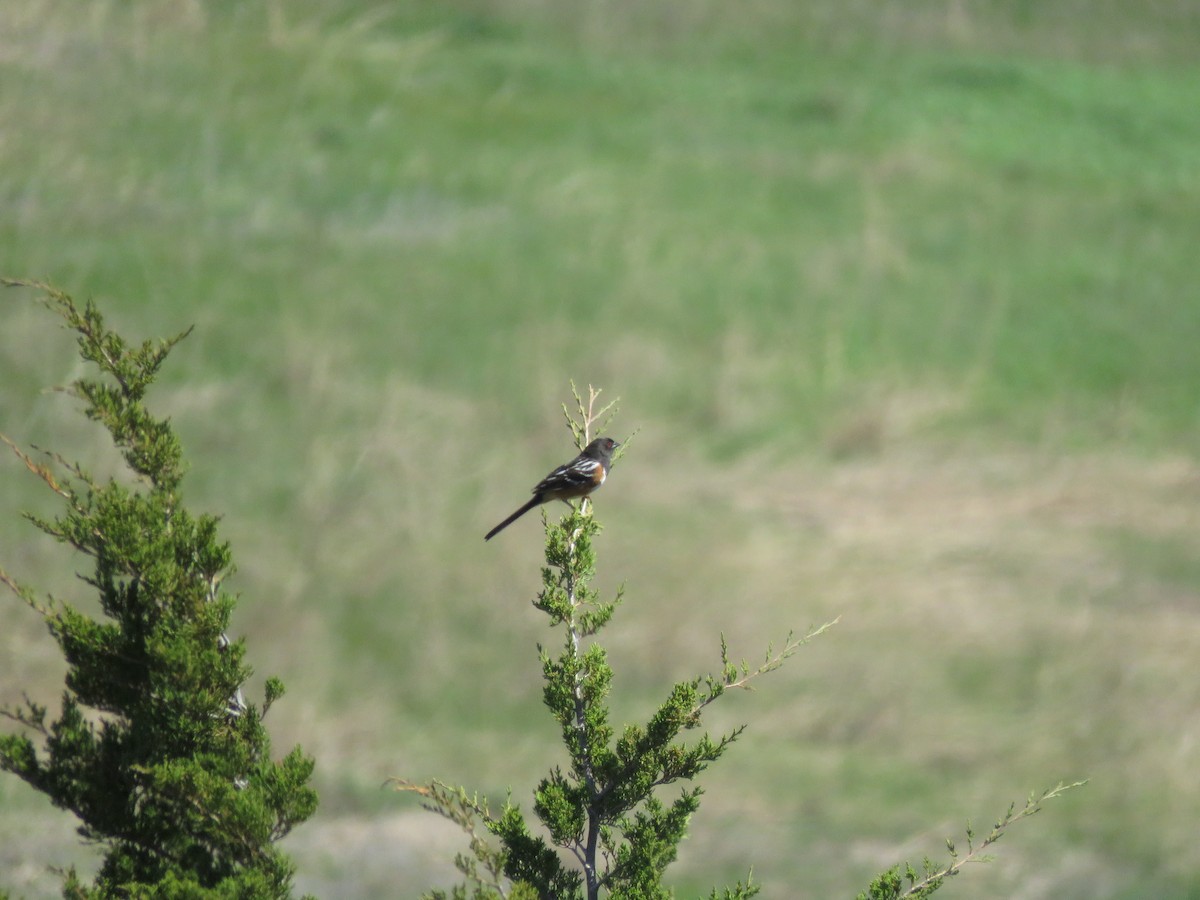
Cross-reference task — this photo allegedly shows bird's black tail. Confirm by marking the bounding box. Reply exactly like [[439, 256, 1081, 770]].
[[484, 496, 541, 541]]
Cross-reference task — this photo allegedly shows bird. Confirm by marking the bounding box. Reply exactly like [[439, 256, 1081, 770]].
[[485, 436, 620, 541]]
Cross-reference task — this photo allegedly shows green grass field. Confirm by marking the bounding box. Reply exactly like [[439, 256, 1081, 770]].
[[3, 1, 1200, 897]]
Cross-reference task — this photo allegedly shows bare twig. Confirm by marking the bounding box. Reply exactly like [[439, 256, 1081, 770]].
[[563, 381, 619, 450], [0, 433, 71, 500]]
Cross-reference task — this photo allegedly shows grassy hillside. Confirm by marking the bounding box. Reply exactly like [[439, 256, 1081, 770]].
[[2, 2, 1199, 897]]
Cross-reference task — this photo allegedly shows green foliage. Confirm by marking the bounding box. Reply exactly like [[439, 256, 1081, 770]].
[[0, 281, 317, 898], [410, 504, 765, 897], [401, 401, 829, 899], [858, 864, 938, 900], [855, 781, 1087, 900]]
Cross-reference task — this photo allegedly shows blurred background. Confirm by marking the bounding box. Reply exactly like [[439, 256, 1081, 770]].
[[2, 2, 1199, 897]]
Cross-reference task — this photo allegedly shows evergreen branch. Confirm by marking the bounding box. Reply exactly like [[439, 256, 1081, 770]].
[[0, 693, 51, 736], [4, 279, 193, 402], [1, 433, 101, 559], [0, 563, 52, 617], [700, 619, 839, 711], [391, 779, 511, 896], [888, 781, 1088, 898], [705, 869, 759, 900]]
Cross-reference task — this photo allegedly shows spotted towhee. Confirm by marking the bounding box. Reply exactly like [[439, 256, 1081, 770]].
[[484, 436, 620, 541]]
